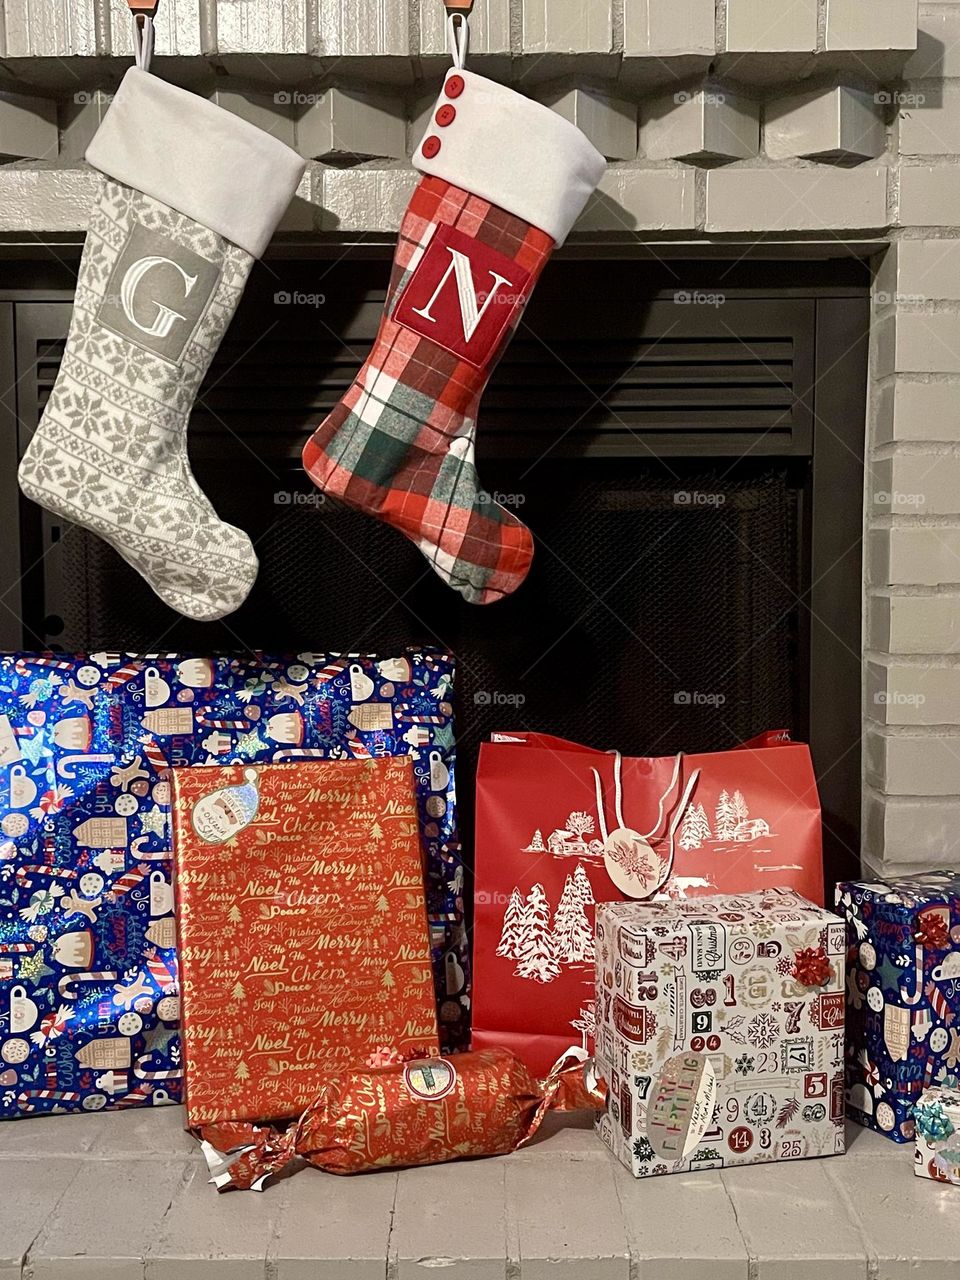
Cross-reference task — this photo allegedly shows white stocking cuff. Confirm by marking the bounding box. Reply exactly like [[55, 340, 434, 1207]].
[[413, 69, 605, 245], [86, 68, 306, 258]]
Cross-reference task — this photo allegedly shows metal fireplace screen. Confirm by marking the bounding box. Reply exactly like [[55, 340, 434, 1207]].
[[9, 256, 868, 866]]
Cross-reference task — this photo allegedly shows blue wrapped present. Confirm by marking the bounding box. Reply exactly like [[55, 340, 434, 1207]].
[[836, 872, 960, 1142], [0, 650, 465, 1119]]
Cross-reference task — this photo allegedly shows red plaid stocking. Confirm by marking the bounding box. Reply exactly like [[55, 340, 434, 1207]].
[[302, 69, 603, 605]]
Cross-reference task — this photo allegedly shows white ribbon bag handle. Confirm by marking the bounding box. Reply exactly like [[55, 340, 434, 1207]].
[[591, 752, 701, 898]]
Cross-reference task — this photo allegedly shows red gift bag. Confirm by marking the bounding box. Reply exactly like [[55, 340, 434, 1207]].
[[472, 730, 823, 1074]]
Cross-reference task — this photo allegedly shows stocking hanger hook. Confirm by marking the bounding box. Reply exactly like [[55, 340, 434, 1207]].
[[127, 0, 159, 71], [443, 2, 471, 69]]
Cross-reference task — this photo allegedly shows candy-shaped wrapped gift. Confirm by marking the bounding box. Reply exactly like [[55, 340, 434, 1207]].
[[0, 650, 465, 1120], [201, 1047, 604, 1191]]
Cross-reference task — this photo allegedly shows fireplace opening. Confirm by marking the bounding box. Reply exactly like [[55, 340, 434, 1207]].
[[3, 253, 869, 888]]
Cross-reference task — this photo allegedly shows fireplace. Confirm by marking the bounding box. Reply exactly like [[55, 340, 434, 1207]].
[[0, 250, 868, 886]]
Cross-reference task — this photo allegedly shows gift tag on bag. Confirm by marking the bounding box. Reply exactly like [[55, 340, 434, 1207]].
[[595, 758, 700, 900], [603, 829, 667, 898]]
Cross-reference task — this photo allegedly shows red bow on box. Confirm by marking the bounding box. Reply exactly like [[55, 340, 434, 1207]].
[[792, 946, 832, 988]]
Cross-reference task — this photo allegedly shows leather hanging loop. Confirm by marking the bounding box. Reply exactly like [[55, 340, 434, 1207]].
[[127, 0, 160, 13], [443, 1, 475, 13]]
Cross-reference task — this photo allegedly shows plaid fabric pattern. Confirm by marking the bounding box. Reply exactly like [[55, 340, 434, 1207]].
[[302, 176, 554, 605]]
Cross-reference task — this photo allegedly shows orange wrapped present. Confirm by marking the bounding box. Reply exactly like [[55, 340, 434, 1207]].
[[171, 757, 439, 1128]]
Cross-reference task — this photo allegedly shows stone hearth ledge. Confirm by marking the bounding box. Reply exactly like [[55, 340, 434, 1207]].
[[1, 1107, 958, 1277]]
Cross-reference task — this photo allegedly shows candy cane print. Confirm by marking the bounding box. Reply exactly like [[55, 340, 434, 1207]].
[[196, 713, 248, 731], [16, 863, 77, 884], [397, 709, 444, 725], [134, 1054, 181, 1082], [0, 941, 35, 954], [17, 1089, 81, 1111], [115, 1082, 153, 1108], [56, 754, 114, 780], [271, 748, 327, 762], [144, 949, 176, 992], [103, 663, 141, 690], [58, 970, 118, 1000], [14, 656, 73, 676], [138, 735, 169, 772], [924, 979, 956, 1026], [130, 836, 171, 864], [900, 946, 926, 1006], [313, 659, 348, 682], [344, 737, 373, 760], [109, 864, 148, 898]]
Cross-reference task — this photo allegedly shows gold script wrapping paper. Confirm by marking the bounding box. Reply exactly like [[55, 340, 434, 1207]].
[[171, 757, 440, 1127]]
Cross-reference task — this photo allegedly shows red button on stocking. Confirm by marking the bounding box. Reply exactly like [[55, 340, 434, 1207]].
[[421, 136, 442, 159], [445, 75, 465, 99], [436, 104, 456, 127]]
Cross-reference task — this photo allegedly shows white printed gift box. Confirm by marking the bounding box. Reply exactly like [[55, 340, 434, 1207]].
[[595, 889, 846, 1177]]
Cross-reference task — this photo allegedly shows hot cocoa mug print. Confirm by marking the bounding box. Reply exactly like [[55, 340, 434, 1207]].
[[9, 984, 40, 1033]]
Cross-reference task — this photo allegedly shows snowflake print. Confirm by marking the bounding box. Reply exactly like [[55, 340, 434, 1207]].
[[748, 1012, 780, 1049], [776, 956, 793, 977], [735, 1054, 755, 1076], [631, 1048, 654, 1072], [633, 1137, 655, 1162], [771, 1001, 783, 1012], [753, 920, 776, 939]]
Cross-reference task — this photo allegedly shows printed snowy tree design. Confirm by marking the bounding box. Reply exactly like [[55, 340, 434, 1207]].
[[679, 802, 712, 851], [731, 789, 749, 826], [235, 1060, 250, 1081], [227, 905, 242, 926], [231, 981, 245, 1000], [514, 883, 560, 983], [565, 812, 595, 848], [715, 789, 737, 841], [553, 870, 594, 964], [523, 828, 546, 853], [573, 862, 595, 907], [497, 888, 526, 960]]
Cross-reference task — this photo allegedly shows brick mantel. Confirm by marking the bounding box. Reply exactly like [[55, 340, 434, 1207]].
[[1, 0, 957, 878]]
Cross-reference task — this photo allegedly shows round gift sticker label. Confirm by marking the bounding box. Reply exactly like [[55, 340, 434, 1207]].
[[403, 1059, 457, 1102], [603, 829, 666, 898], [647, 1051, 717, 1160]]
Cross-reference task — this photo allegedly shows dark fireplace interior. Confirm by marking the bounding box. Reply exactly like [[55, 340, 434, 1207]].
[[0, 252, 869, 890]]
